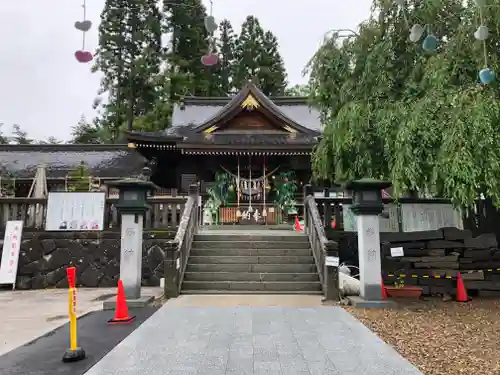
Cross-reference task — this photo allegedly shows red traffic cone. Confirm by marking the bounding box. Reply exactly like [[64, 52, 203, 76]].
[[108, 280, 136, 324], [381, 279, 387, 300], [294, 216, 303, 231], [456, 272, 469, 302]]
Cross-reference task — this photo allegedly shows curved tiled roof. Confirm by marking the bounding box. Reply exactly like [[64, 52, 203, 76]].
[[171, 84, 323, 132], [0, 144, 147, 179]]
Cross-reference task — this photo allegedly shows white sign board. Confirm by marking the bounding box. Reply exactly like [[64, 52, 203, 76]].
[[401, 203, 463, 232], [45, 192, 106, 231], [325, 256, 339, 267], [390, 247, 404, 257], [0, 221, 24, 285], [343, 204, 399, 232]]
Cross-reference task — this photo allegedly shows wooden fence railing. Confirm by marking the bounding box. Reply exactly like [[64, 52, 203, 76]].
[[0, 197, 187, 231]]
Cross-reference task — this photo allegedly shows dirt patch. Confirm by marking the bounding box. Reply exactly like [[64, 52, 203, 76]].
[[346, 298, 500, 375]]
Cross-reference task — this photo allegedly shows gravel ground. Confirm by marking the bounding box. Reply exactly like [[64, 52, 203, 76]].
[[346, 298, 500, 375]]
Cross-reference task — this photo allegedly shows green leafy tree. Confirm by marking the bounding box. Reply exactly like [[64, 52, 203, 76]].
[[0, 124, 9, 144], [38, 136, 62, 144], [67, 161, 92, 192], [93, 0, 162, 140], [308, 0, 500, 208], [285, 84, 311, 97], [70, 115, 107, 144], [11, 124, 33, 144]]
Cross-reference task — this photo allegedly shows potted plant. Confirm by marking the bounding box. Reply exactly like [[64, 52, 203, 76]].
[[385, 278, 423, 298]]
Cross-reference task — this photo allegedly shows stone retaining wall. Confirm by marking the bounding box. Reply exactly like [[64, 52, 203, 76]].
[[0, 231, 175, 289], [327, 227, 500, 297]]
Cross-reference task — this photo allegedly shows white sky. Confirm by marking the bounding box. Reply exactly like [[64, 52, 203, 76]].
[[0, 0, 372, 142]]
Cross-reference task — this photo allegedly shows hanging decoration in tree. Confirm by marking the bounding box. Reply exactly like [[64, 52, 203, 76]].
[[394, 0, 438, 53], [74, 0, 93, 63], [474, 0, 495, 84], [201, 0, 219, 67]]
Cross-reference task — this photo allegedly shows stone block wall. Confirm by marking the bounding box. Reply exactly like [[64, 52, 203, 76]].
[[327, 227, 500, 297], [0, 231, 175, 289]]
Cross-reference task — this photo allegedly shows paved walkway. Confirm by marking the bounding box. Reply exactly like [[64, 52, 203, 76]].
[[0, 287, 162, 356], [84, 303, 422, 375]]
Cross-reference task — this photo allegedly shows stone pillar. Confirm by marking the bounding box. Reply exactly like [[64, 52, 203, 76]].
[[120, 214, 143, 299], [346, 179, 391, 302], [356, 213, 382, 300]]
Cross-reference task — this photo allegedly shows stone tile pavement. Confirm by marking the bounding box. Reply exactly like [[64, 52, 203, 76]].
[[0, 287, 162, 356], [84, 305, 422, 375]]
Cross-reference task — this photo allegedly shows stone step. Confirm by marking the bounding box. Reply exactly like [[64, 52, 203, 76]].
[[192, 241, 308, 249], [198, 225, 293, 231], [181, 290, 324, 295], [190, 248, 312, 257], [194, 234, 309, 242], [182, 281, 322, 292], [186, 263, 318, 273], [184, 272, 320, 282], [188, 256, 315, 265]]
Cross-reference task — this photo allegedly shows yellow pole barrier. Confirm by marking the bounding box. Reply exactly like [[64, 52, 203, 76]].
[[69, 287, 77, 350], [62, 267, 86, 363]]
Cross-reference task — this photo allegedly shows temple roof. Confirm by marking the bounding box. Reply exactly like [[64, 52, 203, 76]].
[[0, 144, 147, 179], [127, 82, 322, 153], [171, 98, 322, 132]]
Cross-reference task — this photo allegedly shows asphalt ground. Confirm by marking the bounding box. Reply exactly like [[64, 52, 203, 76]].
[[0, 307, 158, 375]]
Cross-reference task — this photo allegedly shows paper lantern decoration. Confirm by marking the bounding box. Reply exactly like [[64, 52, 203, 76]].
[[75, 51, 93, 63], [409, 24, 425, 43], [475, 0, 494, 84], [202, 0, 218, 67], [474, 25, 489, 41], [204, 16, 217, 34], [479, 68, 495, 85], [422, 34, 438, 53], [201, 53, 218, 66], [74, 0, 93, 63]]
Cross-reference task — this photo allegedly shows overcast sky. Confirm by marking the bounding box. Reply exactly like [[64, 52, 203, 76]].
[[0, 0, 371, 142]]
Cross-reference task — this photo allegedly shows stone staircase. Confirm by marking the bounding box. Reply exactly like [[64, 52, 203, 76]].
[[182, 229, 322, 294]]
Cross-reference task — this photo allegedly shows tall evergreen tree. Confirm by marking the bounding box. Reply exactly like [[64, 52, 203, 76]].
[[233, 16, 287, 95], [259, 31, 287, 95], [233, 16, 264, 89], [93, 0, 162, 140], [216, 19, 237, 95], [163, 0, 211, 98]]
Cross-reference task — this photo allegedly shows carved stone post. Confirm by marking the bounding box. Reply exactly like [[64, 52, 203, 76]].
[[323, 240, 340, 302], [303, 184, 313, 229], [163, 241, 179, 298]]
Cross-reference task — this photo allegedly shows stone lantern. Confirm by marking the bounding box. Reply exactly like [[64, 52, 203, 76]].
[[345, 179, 391, 304], [107, 167, 157, 300]]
